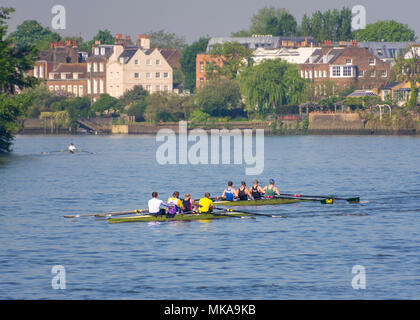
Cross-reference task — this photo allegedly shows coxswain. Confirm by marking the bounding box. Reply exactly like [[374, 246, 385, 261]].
[[198, 192, 215, 214], [148, 192, 166, 216], [68, 143, 76, 153], [182, 193, 197, 214], [167, 191, 184, 215], [249, 179, 265, 200], [222, 181, 237, 201], [237, 181, 252, 200], [263, 179, 280, 197]]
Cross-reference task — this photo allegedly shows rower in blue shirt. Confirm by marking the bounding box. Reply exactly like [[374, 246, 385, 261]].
[[222, 181, 238, 201]]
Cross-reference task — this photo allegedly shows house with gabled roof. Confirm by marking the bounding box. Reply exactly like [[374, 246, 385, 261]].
[[106, 34, 173, 97]]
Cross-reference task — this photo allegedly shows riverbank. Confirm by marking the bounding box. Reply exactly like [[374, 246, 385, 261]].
[[18, 112, 420, 135]]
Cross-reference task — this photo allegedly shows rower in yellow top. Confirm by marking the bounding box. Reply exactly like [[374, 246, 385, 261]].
[[167, 191, 184, 216], [198, 192, 215, 214], [263, 179, 280, 197]]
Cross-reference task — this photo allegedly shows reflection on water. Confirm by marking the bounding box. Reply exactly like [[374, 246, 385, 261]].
[[0, 135, 420, 299]]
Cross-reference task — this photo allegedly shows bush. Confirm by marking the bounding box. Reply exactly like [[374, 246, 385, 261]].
[[189, 109, 210, 123]]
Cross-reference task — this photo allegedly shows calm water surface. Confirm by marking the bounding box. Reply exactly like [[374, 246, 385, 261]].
[[0, 134, 419, 299]]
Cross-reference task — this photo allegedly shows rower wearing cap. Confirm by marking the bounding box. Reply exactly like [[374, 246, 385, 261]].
[[263, 179, 280, 197], [249, 179, 265, 200], [222, 181, 238, 201], [198, 192, 215, 214]]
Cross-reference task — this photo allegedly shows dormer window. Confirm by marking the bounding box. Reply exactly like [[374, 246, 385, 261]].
[[73, 73, 79, 79], [345, 58, 352, 64], [61, 73, 67, 80], [120, 57, 124, 63], [369, 58, 376, 65]]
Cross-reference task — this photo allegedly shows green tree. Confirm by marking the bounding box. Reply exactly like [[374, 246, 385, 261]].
[[194, 78, 242, 117], [148, 29, 186, 51], [298, 7, 352, 42], [353, 20, 416, 42], [144, 92, 178, 123], [206, 41, 253, 80], [119, 85, 149, 108], [127, 100, 147, 122], [91, 94, 121, 114], [92, 29, 114, 44], [239, 59, 307, 116], [249, 7, 297, 36], [7, 20, 61, 50], [0, 8, 38, 152], [180, 37, 210, 92]]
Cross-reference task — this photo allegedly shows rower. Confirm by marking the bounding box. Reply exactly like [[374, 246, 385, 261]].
[[148, 192, 166, 216], [263, 179, 280, 197], [182, 193, 197, 214], [167, 191, 184, 215], [237, 181, 251, 200], [249, 179, 265, 200], [68, 143, 76, 153], [198, 192, 215, 214], [222, 181, 237, 201]]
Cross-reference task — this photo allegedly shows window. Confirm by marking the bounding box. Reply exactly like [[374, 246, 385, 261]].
[[369, 58, 376, 65], [359, 70, 364, 77], [100, 80, 104, 93], [300, 70, 304, 78], [68, 85, 72, 92], [304, 71, 308, 78], [93, 63, 98, 72], [34, 66, 39, 78], [73, 73, 79, 79], [155, 85, 160, 91], [93, 79, 97, 94], [323, 70, 327, 78], [79, 85, 83, 96], [309, 71, 312, 79], [39, 65, 44, 78], [164, 85, 168, 92], [61, 85, 66, 91], [55, 85, 59, 91], [61, 73, 66, 80], [87, 63, 91, 72], [200, 78, 204, 85], [156, 59, 160, 65], [371, 70, 376, 77], [134, 72, 139, 79], [377, 49, 383, 56], [146, 85, 151, 91], [110, 72, 113, 79], [94, 48, 99, 55], [314, 71, 318, 78], [99, 63, 104, 72], [49, 85, 54, 91], [343, 66, 353, 77], [49, 73, 55, 80], [73, 85, 78, 96], [100, 48, 105, 55], [200, 61, 204, 73], [345, 58, 352, 64], [163, 72, 168, 78], [381, 70, 387, 77], [332, 66, 341, 77], [146, 72, 151, 79], [134, 59, 138, 65], [120, 58, 124, 64], [155, 72, 160, 78], [146, 59, 151, 65]]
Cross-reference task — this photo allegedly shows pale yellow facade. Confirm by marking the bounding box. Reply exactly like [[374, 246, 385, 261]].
[[106, 45, 173, 98]]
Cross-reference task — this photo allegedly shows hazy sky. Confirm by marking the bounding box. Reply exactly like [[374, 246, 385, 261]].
[[3, 0, 420, 43]]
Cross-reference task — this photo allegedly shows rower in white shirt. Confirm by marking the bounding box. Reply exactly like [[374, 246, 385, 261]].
[[68, 143, 76, 153], [148, 192, 166, 216]]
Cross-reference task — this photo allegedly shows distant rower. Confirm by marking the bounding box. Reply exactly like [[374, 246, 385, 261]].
[[198, 192, 215, 214], [68, 143, 76, 153], [249, 179, 265, 200], [263, 179, 280, 197], [222, 181, 237, 201], [237, 181, 252, 200]]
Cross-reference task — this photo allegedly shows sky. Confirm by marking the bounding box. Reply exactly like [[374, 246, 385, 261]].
[[3, 0, 420, 44]]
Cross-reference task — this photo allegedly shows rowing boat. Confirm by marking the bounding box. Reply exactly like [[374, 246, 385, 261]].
[[108, 212, 250, 224], [214, 197, 308, 206]]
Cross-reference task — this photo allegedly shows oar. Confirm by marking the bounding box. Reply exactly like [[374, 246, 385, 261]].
[[268, 195, 334, 204], [64, 209, 147, 218], [279, 193, 360, 203], [213, 207, 281, 218]]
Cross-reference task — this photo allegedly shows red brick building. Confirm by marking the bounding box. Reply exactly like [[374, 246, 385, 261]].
[[46, 63, 88, 97], [299, 44, 391, 92], [195, 53, 223, 89]]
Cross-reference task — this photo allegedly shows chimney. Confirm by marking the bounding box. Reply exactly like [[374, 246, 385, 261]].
[[137, 34, 143, 48], [141, 35, 150, 50]]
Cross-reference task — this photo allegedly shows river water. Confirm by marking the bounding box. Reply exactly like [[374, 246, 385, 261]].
[[0, 134, 419, 299]]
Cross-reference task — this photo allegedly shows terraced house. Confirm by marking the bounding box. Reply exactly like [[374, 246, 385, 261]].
[[106, 34, 173, 97]]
